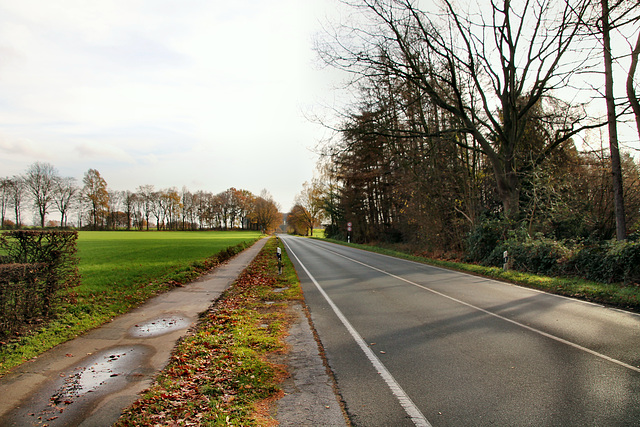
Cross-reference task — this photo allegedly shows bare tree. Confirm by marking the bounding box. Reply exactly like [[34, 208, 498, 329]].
[[628, 28, 640, 140], [108, 189, 123, 229], [160, 188, 181, 230], [151, 190, 165, 230], [137, 185, 155, 231], [122, 190, 136, 230], [0, 178, 9, 228], [181, 187, 195, 230], [7, 177, 25, 227], [24, 161, 59, 227], [131, 192, 145, 230], [53, 177, 79, 228], [320, 0, 599, 219], [596, 0, 639, 240]]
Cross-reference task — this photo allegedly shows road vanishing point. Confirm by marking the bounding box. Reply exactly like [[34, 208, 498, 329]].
[[280, 235, 640, 426]]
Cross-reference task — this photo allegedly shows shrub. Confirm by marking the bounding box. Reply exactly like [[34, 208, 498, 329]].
[[465, 216, 508, 263], [0, 231, 80, 339], [512, 237, 569, 276], [0, 263, 48, 338], [324, 224, 345, 241], [565, 240, 640, 284], [479, 233, 640, 285], [0, 230, 80, 288]]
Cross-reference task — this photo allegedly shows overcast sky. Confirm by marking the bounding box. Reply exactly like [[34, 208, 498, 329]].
[[0, 0, 348, 213]]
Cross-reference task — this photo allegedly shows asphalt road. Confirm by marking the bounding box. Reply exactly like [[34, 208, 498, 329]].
[[280, 235, 640, 427]]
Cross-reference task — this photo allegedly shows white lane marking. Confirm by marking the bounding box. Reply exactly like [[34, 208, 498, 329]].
[[282, 237, 432, 427], [314, 242, 640, 374]]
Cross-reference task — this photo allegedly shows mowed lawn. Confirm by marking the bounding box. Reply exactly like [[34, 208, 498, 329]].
[[0, 230, 262, 375]]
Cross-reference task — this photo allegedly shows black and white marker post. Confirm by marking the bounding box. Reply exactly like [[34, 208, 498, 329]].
[[276, 246, 283, 274]]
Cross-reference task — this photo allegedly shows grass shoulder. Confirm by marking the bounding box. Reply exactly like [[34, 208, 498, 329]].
[[314, 237, 640, 313], [116, 236, 302, 426]]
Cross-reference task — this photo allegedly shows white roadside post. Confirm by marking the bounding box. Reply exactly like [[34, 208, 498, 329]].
[[276, 246, 283, 275]]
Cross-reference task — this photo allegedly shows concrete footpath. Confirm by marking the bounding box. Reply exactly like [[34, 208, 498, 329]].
[[0, 238, 346, 426]]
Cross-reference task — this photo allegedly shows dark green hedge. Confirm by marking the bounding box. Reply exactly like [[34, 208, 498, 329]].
[[563, 240, 640, 284], [480, 236, 640, 284], [466, 217, 640, 284]]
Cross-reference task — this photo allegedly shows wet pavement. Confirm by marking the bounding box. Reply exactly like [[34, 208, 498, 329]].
[[0, 238, 268, 426]]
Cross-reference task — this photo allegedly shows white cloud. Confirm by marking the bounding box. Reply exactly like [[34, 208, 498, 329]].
[[0, 132, 52, 159], [75, 141, 135, 163]]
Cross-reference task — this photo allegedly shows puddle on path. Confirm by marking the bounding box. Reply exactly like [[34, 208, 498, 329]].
[[2, 346, 150, 426], [52, 348, 137, 401], [129, 315, 190, 338]]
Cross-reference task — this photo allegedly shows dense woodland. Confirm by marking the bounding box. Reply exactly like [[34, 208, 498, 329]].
[[0, 163, 282, 233], [290, 0, 640, 278]]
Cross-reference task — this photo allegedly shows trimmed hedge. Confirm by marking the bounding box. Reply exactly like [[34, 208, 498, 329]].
[[0, 263, 48, 337], [0, 231, 79, 339]]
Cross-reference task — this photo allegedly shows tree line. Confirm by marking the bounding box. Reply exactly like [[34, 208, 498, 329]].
[[291, 0, 640, 257], [0, 162, 282, 232]]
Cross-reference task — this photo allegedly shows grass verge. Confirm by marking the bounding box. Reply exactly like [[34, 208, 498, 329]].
[[317, 237, 640, 313], [0, 231, 262, 376], [115, 236, 302, 426]]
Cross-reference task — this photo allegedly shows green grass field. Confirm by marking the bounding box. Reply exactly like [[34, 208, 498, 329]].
[[77, 230, 262, 292], [0, 230, 262, 375]]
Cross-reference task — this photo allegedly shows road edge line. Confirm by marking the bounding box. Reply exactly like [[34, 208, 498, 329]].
[[282, 237, 432, 427]]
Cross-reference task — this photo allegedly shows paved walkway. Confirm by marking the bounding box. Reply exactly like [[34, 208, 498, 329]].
[[0, 239, 269, 426]]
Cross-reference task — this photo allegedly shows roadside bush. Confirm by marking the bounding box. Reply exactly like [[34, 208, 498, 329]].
[[0, 263, 48, 338], [0, 230, 80, 339], [0, 230, 80, 287], [324, 224, 345, 241], [565, 240, 640, 284], [465, 215, 518, 264], [507, 237, 569, 276], [477, 232, 640, 285]]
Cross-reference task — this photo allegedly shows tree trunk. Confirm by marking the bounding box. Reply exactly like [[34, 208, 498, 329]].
[[602, 0, 627, 240], [494, 165, 520, 220], [627, 31, 640, 142]]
